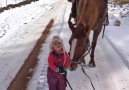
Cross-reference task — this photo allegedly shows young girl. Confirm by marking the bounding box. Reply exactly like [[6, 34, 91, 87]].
[[47, 35, 70, 90]]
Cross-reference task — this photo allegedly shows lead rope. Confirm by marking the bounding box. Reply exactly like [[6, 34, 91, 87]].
[[66, 46, 93, 90], [83, 46, 92, 57], [81, 65, 95, 90], [66, 78, 73, 90], [66, 66, 95, 90], [80, 43, 95, 90], [65, 51, 73, 90], [102, 24, 106, 38]]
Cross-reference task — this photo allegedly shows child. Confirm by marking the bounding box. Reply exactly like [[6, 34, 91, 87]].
[[47, 35, 70, 90]]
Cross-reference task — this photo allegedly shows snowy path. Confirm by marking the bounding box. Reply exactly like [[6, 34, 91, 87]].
[[105, 14, 129, 69], [27, 1, 69, 90], [0, 0, 67, 90], [66, 31, 129, 90], [28, 1, 129, 90], [66, 16, 129, 90], [0, 0, 129, 90]]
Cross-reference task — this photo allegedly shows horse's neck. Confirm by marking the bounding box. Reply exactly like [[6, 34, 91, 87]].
[[76, 0, 88, 25]]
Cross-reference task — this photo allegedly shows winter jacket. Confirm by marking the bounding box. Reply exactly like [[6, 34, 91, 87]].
[[48, 51, 70, 72]]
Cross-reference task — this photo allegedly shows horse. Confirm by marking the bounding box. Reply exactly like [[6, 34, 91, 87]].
[[68, 0, 108, 71]]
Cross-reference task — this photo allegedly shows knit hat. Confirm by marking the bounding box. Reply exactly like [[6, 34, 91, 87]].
[[49, 35, 65, 52]]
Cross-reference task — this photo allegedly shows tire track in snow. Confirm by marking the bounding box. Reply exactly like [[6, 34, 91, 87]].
[[104, 14, 129, 69], [36, 61, 48, 90], [8, 19, 54, 90], [105, 34, 129, 69]]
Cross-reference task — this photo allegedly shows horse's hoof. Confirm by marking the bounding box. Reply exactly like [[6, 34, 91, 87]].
[[89, 64, 96, 67], [80, 63, 86, 66], [89, 62, 96, 67]]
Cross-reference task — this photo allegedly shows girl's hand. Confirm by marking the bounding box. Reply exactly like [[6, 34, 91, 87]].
[[56, 68, 67, 74]]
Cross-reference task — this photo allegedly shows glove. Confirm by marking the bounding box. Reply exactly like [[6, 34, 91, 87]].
[[57, 68, 67, 74]]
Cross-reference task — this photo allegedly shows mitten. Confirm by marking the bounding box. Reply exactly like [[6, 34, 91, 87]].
[[56, 68, 67, 74]]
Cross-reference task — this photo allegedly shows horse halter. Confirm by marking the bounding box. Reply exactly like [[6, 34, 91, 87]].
[[69, 37, 90, 64], [70, 52, 85, 64]]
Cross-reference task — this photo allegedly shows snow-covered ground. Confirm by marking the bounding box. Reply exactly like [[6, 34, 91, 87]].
[[0, 0, 23, 7], [0, 0, 129, 90]]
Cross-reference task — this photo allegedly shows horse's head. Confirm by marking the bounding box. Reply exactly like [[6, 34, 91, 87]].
[[69, 24, 89, 71]]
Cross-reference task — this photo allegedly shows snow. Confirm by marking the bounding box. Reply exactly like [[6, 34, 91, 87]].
[[0, 0, 23, 7], [0, 0, 129, 90]]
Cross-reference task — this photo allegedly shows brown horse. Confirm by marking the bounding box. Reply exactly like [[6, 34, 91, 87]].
[[68, 0, 108, 71]]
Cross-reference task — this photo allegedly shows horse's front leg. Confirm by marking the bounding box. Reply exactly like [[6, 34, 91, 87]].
[[89, 40, 96, 67], [80, 57, 86, 64], [89, 29, 101, 67]]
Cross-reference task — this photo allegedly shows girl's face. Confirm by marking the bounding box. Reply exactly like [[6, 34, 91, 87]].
[[53, 41, 63, 52]]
